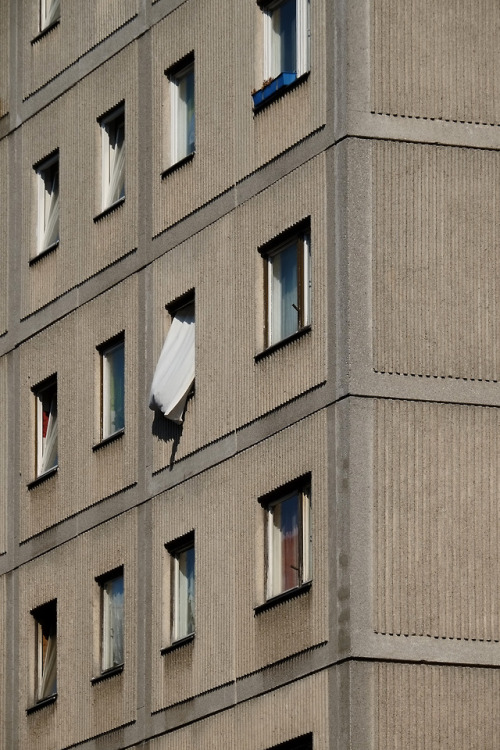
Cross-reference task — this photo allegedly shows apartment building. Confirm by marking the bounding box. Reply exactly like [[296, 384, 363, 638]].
[[0, 1, 499, 748]]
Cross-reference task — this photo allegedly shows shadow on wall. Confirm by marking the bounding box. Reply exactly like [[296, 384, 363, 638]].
[[151, 411, 183, 469]]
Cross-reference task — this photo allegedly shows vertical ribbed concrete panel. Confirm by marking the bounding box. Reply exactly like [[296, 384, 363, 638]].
[[151, 0, 326, 235], [374, 399, 500, 641], [0, 357, 6, 554], [19, 276, 138, 541], [18, 511, 137, 749], [0, 0, 8, 117], [151, 412, 328, 711], [151, 156, 327, 471], [22, 0, 138, 98], [20, 45, 139, 317], [373, 141, 500, 380], [149, 671, 329, 749], [371, 0, 500, 124], [375, 663, 500, 749], [0, 138, 8, 334], [0, 576, 4, 750]]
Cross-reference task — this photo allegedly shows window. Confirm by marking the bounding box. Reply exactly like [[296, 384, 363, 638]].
[[97, 568, 124, 674], [263, 477, 311, 601], [100, 104, 125, 210], [32, 600, 57, 704], [268, 734, 313, 750], [166, 532, 195, 644], [34, 376, 58, 477], [149, 294, 195, 424], [40, 0, 60, 31], [262, 223, 311, 348], [254, 0, 310, 105], [168, 55, 195, 165], [35, 152, 59, 256], [99, 335, 125, 441]]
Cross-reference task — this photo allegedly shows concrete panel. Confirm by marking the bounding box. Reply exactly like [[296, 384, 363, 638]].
[[17, 510, 137, 750], [151, 412, 329, 712], [374, 399, 500, 641], [373, 141, 500, 381], [371, 0, 500, 125], [21, 0, 139, 98], [20, 44, 139, 317], [18, 276, 138, 541], [375, 662, 500, 750], [150, 155, 327, 471], [0, 138, 7, 335], [0, 357, 6, 554], [0, 0, 8, 118]]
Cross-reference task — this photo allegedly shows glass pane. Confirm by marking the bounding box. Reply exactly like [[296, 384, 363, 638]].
[[39, 386, 58, 474], [270, 241, 298, 344], [108, 116, 125, 204], [272, 0, 296, 75], [176, 545, 195, 638], [271, 494, 300, 595], [104, 341, 125, 437], [178, 67, 195, 160], [103, 575, 124, 669]]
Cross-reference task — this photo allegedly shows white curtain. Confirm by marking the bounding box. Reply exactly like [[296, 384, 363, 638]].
[[43, 180, 59, 249], [107, 135, 125, 206], [46, 0, 60, 27], [41, 396, 58, 474], [149, 304, 195, 424], [40, 632, 57, 699]]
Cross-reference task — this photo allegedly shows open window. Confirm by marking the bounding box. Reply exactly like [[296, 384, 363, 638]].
[[261, 221, 311, 349], [98, 334, 125, 441], [35, 151, 59, 257], [149, 293, 195, 424], [97, 568, 124, 675], [99, 104, 125, 211], [33, 376, 58, 478], [40, 0, 60, 32], [253, 0, 310, 107], [31, 600, 57, 705], [166, 531, 195, 646], [168, 54, 195, 166]]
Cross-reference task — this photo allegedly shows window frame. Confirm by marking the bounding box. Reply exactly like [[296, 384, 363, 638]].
[[33, 375, 58, 480], [98, 333, 125, 443], [31, 599, 57, 707], [34, 151, 59, 259], [260, 220, 311, 352], [96, 567, 124, 677], [167, 53, 195, 168], [99, 103, 125, 212], [165, 531, 195, 647], [258, 475, 312, 607]]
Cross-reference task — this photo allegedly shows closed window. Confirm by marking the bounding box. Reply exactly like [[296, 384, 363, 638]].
[[35, 152, 59, 256], [98, 569, 124, 673], [40, 0, 60, 31], [32, 600, 57, 703], [264, 478, 311, 600], [166, 532, 195, 643], [262, 223, 311, 348], [100, 104, 125, 210], [99, 335, 125, 440], [168, 55, 195, 165], [34, 376, 58, 477]]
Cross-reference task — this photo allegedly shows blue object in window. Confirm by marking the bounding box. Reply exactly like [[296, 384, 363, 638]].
[[252, 71, 297, 108]]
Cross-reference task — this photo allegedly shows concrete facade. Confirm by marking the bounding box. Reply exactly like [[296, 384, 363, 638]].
[[1, 0, 500, 748]]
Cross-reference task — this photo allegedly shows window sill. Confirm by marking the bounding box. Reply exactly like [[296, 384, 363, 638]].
[[255, 325, 311, 362], [92, 428, 125, 452], [26, 694, 57, 714], [91, 664, 124, 685], [93, 196, 125, 223], [160, 632, 195, 655], [252, 71, 309, 113], [29, 240, 59, 266], [254, 581, 312, 615], [161, 152, 195, 180], [31, 19, 60, 45], [27, 466, 58, 490]]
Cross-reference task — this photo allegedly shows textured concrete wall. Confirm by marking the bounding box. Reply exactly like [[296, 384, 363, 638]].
[[151, 411, 328, 711], [151, 0, 326, 234], [375, 662, 500, 749], [18, 276, 138, 540], [373, 140, 500, 380], [151, 154, 327, 469], [0, 356, 6, 554], [20, 43, 139, 317], [0, 575, 4, 750], [21, 0, 139, 98], [149, 670, 329, 749], [371, 0, 500, 125], [0, 0, 8, 118], [0, 137, 7, 334], [17, 510, 137, 750], [374, 398, 500, 641]]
